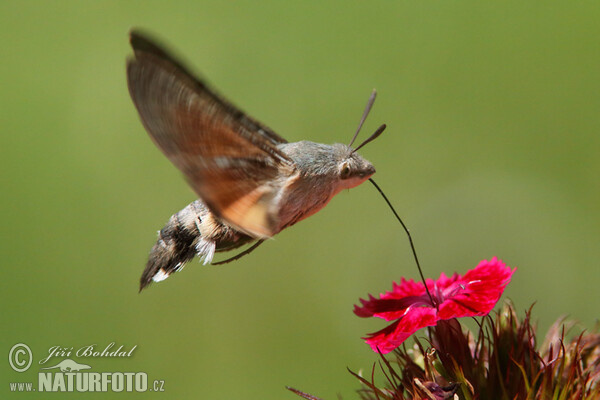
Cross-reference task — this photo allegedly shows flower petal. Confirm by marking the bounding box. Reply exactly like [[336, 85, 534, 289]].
[[387, 277, 428, 298], [354, 295, 434, 321], [438, 257, 515, 320], [364, 306, 438, 354]]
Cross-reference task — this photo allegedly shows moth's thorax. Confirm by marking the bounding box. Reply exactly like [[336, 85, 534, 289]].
[[273, 141, 375, 231]]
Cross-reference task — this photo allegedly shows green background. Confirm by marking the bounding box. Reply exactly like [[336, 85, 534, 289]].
[[2, 1, 599, 399]]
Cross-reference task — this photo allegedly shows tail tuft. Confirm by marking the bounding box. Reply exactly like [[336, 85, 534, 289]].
[[139, 203, 215, 291]]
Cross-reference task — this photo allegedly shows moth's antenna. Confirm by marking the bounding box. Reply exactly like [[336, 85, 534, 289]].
[[368, 178, 436, 307], [352, 124, 386, 153], [349, 89, 377, 148]]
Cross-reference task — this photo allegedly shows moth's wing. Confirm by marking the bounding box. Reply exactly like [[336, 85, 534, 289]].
[[127, 30, 292, 238]]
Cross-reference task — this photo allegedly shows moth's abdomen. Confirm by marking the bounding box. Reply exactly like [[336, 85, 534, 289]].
[[140, 200, 254, 291]]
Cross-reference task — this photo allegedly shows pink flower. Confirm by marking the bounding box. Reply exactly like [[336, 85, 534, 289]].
[[354, 257, 515, 353]]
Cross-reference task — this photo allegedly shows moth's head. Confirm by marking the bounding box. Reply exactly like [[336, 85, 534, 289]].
[[335, 89, 386, 190], [333, 144, 377, 189]]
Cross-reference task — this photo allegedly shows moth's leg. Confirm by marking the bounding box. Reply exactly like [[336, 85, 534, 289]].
[[212, 240, 265, 265]]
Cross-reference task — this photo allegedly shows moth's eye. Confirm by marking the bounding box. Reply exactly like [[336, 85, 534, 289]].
[[340, 163, 351, 179]]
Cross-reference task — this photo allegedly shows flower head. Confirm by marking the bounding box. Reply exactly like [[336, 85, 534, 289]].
[[354, 257, 515, 353], [349, 301, 600, 400]]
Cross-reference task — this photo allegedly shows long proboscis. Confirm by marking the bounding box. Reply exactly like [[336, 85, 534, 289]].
[[368, 178, 435, 306]]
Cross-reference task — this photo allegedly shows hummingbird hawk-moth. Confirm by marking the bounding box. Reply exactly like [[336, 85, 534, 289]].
[[127, 30, 386, 290]]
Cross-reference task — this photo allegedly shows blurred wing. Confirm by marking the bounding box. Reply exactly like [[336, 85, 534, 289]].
[[127, 30, 291, 238]]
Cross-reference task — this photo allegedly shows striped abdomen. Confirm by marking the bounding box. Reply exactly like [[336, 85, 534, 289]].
[[140, 200, 253, 290]]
